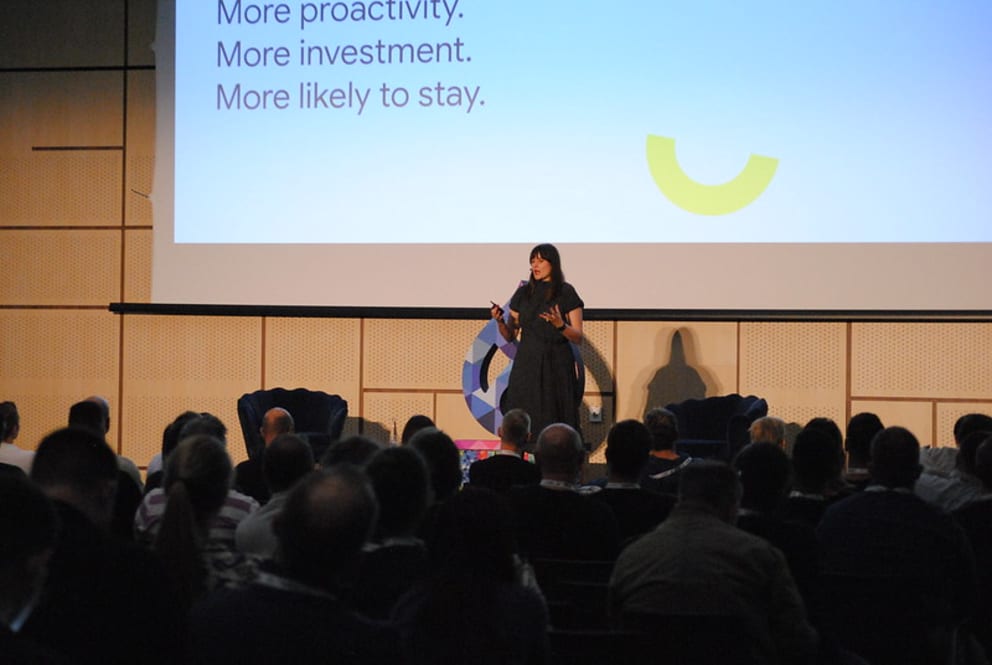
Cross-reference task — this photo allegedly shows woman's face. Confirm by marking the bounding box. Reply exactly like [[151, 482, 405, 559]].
[[530, 253, 553, 282]]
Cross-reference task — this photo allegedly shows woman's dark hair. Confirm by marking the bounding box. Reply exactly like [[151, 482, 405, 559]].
[[0, 401, 18, 441], [408, 427, 463, 502], [154, 434, 232, 608], [401, 415, 435, 445], [528, 243, 564, 301], [162, 411, 200, 459]]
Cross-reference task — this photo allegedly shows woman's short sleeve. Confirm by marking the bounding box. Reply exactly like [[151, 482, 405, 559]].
[[559, 283, 584, 313]]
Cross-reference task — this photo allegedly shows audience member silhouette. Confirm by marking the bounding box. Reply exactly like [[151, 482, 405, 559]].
[[67, 398, 143, 541], [393, 485, 550, 665], [154, 434, 260, 609], [0, 401, 33, 474], [843, 412, 883, 490], [190, 466, 402, 665], [921, 413, 992, 476], [66, 399, 108, 436], [506, 423, 619, 561], [401, 414, 435, 444], [135, 413, 258, 546], [610, 460, 818, 665], [916, 415, 992, 512], [816, 426, 977, 665], [144, 410, 200, 493], [952, 436, 992, 659], [469, 408, 541, 492], [783, 426, 846, 527], [732, 442, 820, 610], [593, 419, 675, 545], [749, 415, 787, 448], [234, 406, 295, 504], [0, 401, 20, 443], [350, 445, 432, 619], [408, 426, 463, 504], [0, 474, 67, 664], [639, 406, 691, 495], [69, 396, 143, 490], [24, 427, 187, 665], [235, 433, 314, 558], [319, 434, 382, 469]]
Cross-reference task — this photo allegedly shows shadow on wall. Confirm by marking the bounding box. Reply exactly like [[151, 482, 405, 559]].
[[642, 328, 715, 419], [577, 333, 614, 416], [355, 417, 390, 443]]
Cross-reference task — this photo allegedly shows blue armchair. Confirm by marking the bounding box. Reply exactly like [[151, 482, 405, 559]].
[[237, 387, 348, 461], [665, 394, 768, 460]]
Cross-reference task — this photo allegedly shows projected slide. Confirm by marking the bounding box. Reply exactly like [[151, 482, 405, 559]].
[[172, 1, 992, 244]]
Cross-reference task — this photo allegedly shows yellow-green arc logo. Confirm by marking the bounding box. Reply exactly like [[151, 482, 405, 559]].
[[646, 135, 779, 216]]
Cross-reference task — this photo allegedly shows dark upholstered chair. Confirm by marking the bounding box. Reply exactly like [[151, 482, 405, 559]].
[[237, 388, 347, 461], [665, 394, 767, 460], [618, 612, 764, 665], [813, 573, 958, 665]]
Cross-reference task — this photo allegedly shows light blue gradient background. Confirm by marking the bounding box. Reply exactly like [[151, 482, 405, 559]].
[[175, 1, 992, 243]]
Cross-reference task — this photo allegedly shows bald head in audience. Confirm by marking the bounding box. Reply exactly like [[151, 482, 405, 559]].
[[261, 407, 294, 446], [535, 423, 585, 483]]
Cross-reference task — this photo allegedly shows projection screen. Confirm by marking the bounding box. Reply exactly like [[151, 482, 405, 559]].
[[152, 0, 992, 310]]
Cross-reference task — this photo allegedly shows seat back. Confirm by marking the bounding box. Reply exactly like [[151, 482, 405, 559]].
[[813, 573, 956, 665], [533, 558, 615, 629], [666, 394, 767, 460], [619, 612, 765, 665], [237, 388, 347, 459]]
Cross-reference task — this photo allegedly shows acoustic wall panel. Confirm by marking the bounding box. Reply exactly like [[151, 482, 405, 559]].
[[361, 392, 435, 444], [0, 230, 120, 305], [123, 228, 151, 303], [364, 319, 480, 390], [852, 323, 992, 399], [936, 402, 992, 449], [0, 72, 122, 151], [0, 151, 122, 226], [125, 70, 155, 226], [0, 1, 124, 69], [614, 322, 739, 421], [0, 309, 119, 451], [127, 0, 157, 67], [0, 72, 122, 225], [739, 322, 847, 429], [120, 315, 262, 465], [263, 317, 362, 416], [850, 399, 934, 448]]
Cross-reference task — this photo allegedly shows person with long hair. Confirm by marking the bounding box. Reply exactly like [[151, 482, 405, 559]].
[[154, 434, 259, 609], [491, 243, 584, 436]]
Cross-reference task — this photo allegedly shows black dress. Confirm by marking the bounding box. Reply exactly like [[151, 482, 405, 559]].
[[501, 280, 584, 436]]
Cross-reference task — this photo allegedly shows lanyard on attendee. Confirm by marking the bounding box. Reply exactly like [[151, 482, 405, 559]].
[[256, 571, 337, 601], [863, 485, 913, 495], [648, 456, 692, 480]]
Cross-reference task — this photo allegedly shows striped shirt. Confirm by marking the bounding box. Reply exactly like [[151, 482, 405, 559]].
[[134, 487, 259, 546]]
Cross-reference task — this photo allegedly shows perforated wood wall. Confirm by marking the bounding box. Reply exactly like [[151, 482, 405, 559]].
[[2, 1, 991, 469]]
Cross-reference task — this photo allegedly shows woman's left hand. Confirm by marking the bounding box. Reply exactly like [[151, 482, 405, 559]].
[[540, 304, 565, 329]]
